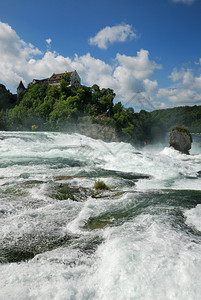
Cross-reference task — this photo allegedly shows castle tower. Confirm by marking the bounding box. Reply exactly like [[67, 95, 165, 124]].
[[17, 81, 26, 95]]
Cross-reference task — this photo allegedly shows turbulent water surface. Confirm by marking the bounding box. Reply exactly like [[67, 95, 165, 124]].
[[0, 131, 201, 300]]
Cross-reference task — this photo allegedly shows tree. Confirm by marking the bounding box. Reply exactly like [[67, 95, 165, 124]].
[[91, 84, 101, 104], [60, 73, 71, 93], [112, 102, 123, 115], [0, 110, 6, 130], [0, 84, 16, 110], [48, 100, 70, 130], [127, 107, 135, 115]]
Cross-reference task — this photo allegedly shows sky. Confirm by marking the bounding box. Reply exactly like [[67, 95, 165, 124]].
[[1, 0, 201, 111]]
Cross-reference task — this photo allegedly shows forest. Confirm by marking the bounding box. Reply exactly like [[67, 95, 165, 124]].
[[0, 76, 201, 145]]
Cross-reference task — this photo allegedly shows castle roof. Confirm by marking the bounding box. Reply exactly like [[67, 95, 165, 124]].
[[32, 78, 49, 85], [17, 81, 25, 90], [49, 72, 74, 81], [28, 70, 80, 88]]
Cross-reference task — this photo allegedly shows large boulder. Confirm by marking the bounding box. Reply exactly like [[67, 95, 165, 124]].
[[169, 126, 192, 155]]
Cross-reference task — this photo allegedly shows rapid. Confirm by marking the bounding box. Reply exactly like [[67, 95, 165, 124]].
[[0, 131, 201, 300]]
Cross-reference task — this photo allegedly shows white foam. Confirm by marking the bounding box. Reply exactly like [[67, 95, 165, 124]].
[[1, 132, 201, 299], [0, 256, 96, 300], [92, 215, 201, 299], [185, 204, 201, 232]]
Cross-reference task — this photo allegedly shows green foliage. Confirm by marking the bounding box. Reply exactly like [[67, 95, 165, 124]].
[[148, 105, 201, 134], [112, 102, 123, 115], [48, 99, 71, 130], [90, 86, 115, 115], [0, 110, 6, 130], [31, 124, 38, 131], [94, 180, 110, 191], [60, 73, 71, 93], [0, 84, 16, 110], [2, 78, 201, 146], [0, 80, 147, 144], [141, 105, 201, 143]]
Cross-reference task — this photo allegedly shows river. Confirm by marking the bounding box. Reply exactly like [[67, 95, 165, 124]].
[[0, 131, 201, 300]]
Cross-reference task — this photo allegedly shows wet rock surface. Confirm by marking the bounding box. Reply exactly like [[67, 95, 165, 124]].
[[169, 127, 192, 154]]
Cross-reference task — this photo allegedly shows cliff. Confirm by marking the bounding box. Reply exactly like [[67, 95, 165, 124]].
[[75, 118, 119, 142]]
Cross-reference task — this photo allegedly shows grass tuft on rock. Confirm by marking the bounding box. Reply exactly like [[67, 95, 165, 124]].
[[94, 180, 110, 191]]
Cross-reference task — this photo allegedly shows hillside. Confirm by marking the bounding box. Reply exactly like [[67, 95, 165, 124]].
[[0, 79, 201, 144], [0, 81, 146, 144], [146, 106, 201, 142]]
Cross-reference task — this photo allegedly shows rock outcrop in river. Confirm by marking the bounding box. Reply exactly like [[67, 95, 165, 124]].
[[169, 126, 192, 154]]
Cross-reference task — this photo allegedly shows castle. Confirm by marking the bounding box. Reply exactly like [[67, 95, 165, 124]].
[[17, 70, 81, 94]]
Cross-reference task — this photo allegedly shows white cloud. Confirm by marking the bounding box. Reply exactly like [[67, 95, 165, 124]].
[[73, 50, 162, 109], [156, 67, 201, 106], [2, 21, 201, 110], [115, 50, 162, 80], [89, 24, 138, 49], [0, 21, 42, 87], [169, 68, 201, 91], [157, 88, 201, 105], [144, 79, 158, 94], [0, 21, 161, 110], [172, 0, 195, 4], [73, 53, 114, 86], [3, 21, 201, 110], [6, 21, 201, 110], [46, 38, 52, 45], [112, 50, 162, 108], [0, 22, 41, 61], [169, 68, 194, 87]]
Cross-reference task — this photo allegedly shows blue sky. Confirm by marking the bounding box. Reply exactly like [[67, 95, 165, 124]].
[[1, 0, 201, 110]]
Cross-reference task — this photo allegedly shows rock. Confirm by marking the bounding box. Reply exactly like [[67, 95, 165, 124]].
[[52, 183, 91, 202], [197, 171, 201, 177], [75, 117, 119, 142], [54, 175, 85, 181], [169, 126, 192, 154]]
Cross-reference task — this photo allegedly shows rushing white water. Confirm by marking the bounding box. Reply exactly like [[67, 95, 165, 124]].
[[0, 131, 201, 300]]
